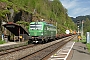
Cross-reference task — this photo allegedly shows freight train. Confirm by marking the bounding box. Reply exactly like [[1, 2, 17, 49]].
[[2, 22, 75, 43], [28, 21, 72, 43]]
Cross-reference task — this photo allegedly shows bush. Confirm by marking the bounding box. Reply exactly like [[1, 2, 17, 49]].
[[0, 38, 5, 44], [86, 43, 90, 52], [0, 40, 5, 44]]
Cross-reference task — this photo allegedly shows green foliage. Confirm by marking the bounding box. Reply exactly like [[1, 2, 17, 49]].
[[84, 18, 90, 35], [86, 43, 90, 52], [0, 0, 76, 33], [0, 0, 8, 2], [16, 21, 29, 30], [0, 10, 10, 18], [16, 21, 29, 25], [81, 36, 90, 52], [0, 39, 5, 44]]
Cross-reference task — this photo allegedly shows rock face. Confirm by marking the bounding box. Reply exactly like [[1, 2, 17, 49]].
[[13, 10, 32, 23], [0, 4, 32, 23], [0, 2, 7, 10], [0, 3, 33, 34], [7, 9, 32, 23]]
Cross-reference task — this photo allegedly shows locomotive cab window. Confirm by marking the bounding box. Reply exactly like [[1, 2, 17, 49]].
[[30, 24, 42, 30]]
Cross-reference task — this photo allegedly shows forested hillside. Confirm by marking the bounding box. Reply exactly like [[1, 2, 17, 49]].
[[71, 15, 90, 35], [0, 0, 76, 33]]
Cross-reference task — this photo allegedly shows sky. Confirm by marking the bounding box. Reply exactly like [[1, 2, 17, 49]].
[[60, 0, 90, 18]]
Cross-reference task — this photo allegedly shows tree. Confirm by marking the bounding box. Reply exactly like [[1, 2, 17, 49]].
[[84, 18, 90, 35]]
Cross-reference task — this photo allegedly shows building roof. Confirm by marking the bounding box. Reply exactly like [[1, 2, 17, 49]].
[[2, 22, 29, 36]]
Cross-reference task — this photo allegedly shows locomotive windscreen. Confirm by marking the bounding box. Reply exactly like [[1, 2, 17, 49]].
[[30, 24, 42, 30]]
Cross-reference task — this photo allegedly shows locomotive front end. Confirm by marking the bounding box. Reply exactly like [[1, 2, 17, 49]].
[[28, 22, 44, 43]]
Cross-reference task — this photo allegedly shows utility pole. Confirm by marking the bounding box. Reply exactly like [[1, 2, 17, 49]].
[[56, 22, 57, 34], [78, 26, 79, 35], [77, 20, 80, 35], [81, 20, 84, 40]]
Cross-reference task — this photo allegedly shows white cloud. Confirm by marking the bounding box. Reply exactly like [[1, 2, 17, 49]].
[[69, 7, 90, 17], [49, 0, 53, 1], [60, 0, 90, 17], [60, 0, 78, 9]]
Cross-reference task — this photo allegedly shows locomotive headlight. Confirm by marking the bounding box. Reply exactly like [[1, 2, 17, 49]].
[[41, 32, 43, 35], [29, 34, 30, 35]]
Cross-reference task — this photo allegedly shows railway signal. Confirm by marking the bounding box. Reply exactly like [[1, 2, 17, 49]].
[[77, 20, 81, 25]]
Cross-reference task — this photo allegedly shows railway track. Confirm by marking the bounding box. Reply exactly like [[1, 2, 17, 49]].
[[0, 35, 76, 60], [0, 44, 39, 60], [0, 44, 36, 56], [19, 35, 75, 60]]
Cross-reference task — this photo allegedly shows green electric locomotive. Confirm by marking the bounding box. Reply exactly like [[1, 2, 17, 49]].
[[28, 21, 56, 43]]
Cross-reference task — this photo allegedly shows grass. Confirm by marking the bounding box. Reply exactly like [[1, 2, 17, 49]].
[[82, 36, 90, 51], [86, 43, 90, 52], [0, 40, 5, 44], [0, 38, 5, 44], [79, 36, 90, 52], [74, 36, 90, 52]]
